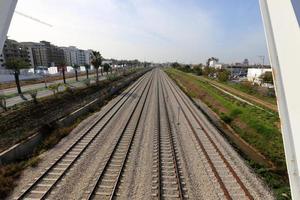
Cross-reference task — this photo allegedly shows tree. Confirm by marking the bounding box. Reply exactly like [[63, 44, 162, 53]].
[[171, 62, 181, 68], [84, 63, 90, 79], [217, 69, 230, 82], [203, 66, 216, 77], [72, 64, 80, 81], [91, 51, 102, 84], [183, 65, 191, 72], [193, 65, 203, 76], [260, 71, 274, 84], [56, 61, 68, 84], [5, 58, 30, 94], [103, 63, 111, 75]]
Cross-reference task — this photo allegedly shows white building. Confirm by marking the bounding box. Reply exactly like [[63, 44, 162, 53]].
[[48, 66, 58, 74], [62, 46, 92, 66], [207, 57, 224, 69], [77, 49, 86, 65], [247, 68, 272, 84], [208, 59, 218, 68], [62, 46, 78, 66], [84, 49, 93, 65]]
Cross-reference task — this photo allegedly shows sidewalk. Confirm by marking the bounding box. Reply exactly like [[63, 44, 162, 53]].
[[1, 73, 96, 96], [1, 73, 106, 108]]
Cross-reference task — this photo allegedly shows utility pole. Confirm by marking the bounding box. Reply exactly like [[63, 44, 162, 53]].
[[258, 55, 265, 67], [259, 1, 300, 199]]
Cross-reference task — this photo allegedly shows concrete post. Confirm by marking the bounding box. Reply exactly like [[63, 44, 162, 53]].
[[259, 0, 300, 199], [0, 0, 18, 52]]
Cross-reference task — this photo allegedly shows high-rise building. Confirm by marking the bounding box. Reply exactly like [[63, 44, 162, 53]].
[[2, 39, 93, 69], [62, 46, 91, 66], [40, 41, 65, 67], [21, 42, 49, 68], [77, 49, 86, 65], [84, 49, 93, 65], [1, 39, 32, 68]]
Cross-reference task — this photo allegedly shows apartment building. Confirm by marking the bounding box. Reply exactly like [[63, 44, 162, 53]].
[[1, 39, 32, 68], [40, 41, 65, 67], [1, 38, 93, 70], [84, 49, 93, 65], [62, 46, 91, 66]]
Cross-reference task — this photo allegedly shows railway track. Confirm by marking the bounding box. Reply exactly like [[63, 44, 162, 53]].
[[82, 69, 154, 200], [151, 70, 188, 200], [160, 70, 254, 200], [15, 71, 153, 200], [12, 68, 273, 200]]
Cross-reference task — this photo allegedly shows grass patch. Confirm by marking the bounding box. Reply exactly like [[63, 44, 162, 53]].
[[225, 81, 277, 105], [165, 68, 289, 199]]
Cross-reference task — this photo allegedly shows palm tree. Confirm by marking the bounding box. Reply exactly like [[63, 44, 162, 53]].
[[91, 51, 102, 84], [103, 63, 111, 75], [58, 61, 67, 84], [84, 63, 90, 79], [72, 64, 80, 81], [5, 58, 29, 95]]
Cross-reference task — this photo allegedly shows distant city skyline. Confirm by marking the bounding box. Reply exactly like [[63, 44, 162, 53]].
[[8, 0, 269, 64]]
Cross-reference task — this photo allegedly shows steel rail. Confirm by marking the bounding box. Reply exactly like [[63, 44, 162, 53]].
[[156, 69, 163, 199], [87, 70, 154, 200], [17, 71, 152, 200], [160, 71, 231, 199], [162, 71, 253, 200], [108, 71, 154, 200], [158, 71, 185, 200]]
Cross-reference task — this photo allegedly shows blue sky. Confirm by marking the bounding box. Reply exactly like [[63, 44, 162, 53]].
[[8, 0, 269, 64]]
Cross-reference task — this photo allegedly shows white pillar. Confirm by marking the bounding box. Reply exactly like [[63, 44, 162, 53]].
[[0, 0, 18, 52], [259, 0, 300, 199]]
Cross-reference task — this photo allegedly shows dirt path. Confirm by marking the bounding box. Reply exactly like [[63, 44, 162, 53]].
[[194, 75, 278, 112]]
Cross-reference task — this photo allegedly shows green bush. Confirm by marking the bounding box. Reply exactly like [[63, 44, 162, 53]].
[[83, 79, 91, 86], [217, 69, 230, 82], [230, 108, 242, 118], [193, 66, 203, 76], [0, 95, 7, 111], [27, 90, 38, 103], [106, 74, 118, 81], [220, 113, 233, 124], [48, 83, 61, 95]]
